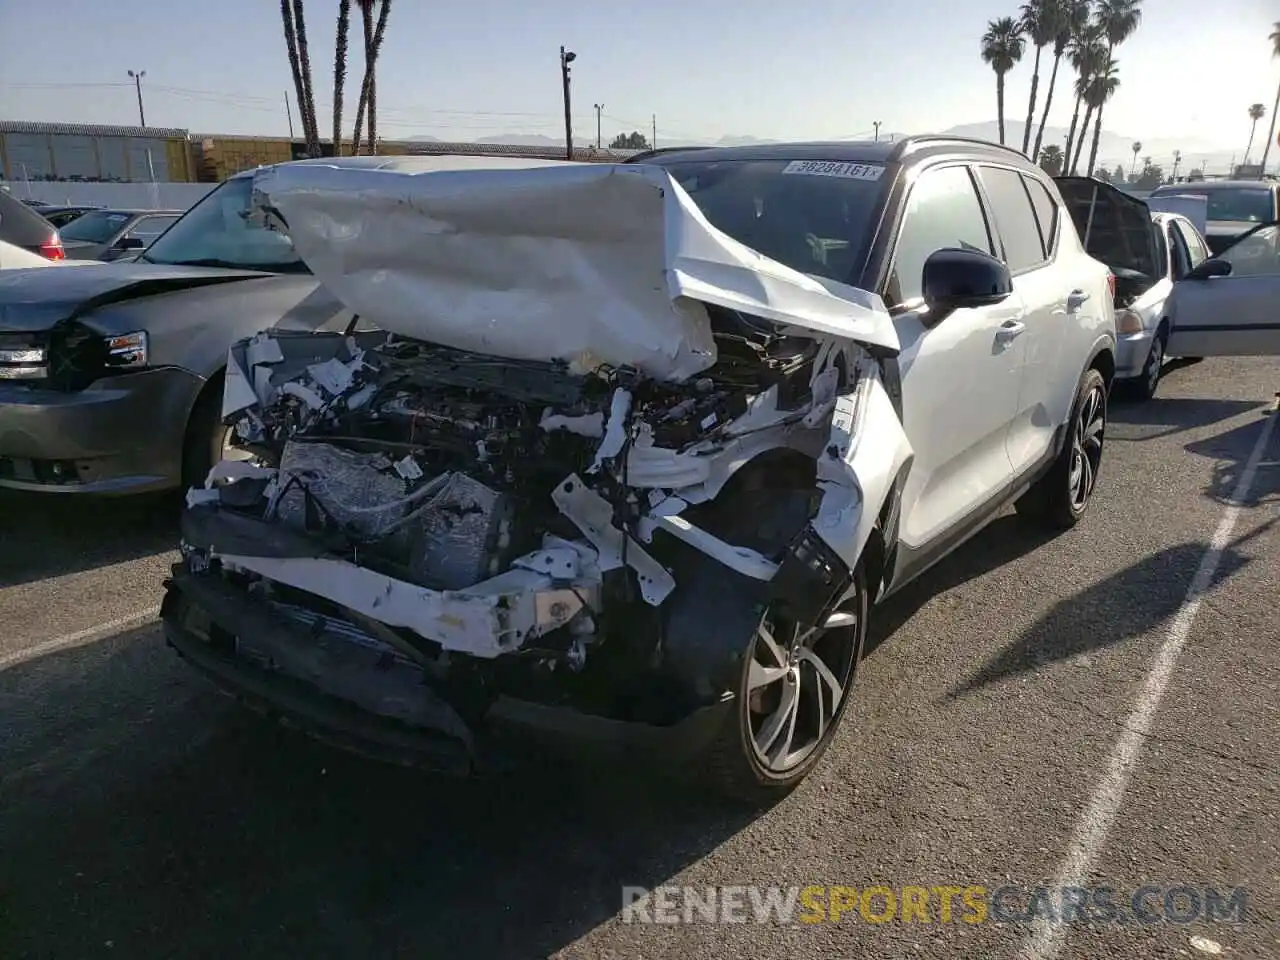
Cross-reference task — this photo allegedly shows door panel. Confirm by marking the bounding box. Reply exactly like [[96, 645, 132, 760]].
[[1167, 223, 1280, 357]]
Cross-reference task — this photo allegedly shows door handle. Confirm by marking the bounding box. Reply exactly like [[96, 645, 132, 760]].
[[1067, 289, 1091, 309], [995, 320, 1026, 343]]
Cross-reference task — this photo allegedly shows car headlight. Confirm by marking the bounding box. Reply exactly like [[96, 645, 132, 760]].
[[1116, 310, 1145, 335], [104, 331, 148, 369]]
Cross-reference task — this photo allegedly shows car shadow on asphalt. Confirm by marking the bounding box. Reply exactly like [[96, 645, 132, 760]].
[[1184, 410, 1280, 507], [0, 491, 180, 589], [942, 539, 1250, 700], [0, 626, 759, 959], [1106, 394, 1265, 442]]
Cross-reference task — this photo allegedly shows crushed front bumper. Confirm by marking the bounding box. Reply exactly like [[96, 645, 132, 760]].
[[162, 565, 730, 774], [0, 368, 203, 493]]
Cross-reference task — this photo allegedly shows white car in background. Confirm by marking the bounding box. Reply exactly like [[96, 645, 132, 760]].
[[0, 239, 61, 270], [1056, 177, 1217, 400]]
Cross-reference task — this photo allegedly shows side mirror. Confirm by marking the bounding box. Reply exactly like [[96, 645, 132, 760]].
[[115, 236, 146, 250], [1186, 258, 1231, 280], [921, 247, 1013, 320]]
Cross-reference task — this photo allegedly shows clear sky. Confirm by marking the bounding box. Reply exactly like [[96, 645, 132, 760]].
[[1, 0, 1276, 161]]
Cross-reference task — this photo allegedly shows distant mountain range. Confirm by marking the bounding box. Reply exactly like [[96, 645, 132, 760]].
[[407, 122, 1248, 173]]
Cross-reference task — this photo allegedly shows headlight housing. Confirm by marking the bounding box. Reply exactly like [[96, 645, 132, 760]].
[[104, 331, 148, 370], [1116, 309, 1145, 335]]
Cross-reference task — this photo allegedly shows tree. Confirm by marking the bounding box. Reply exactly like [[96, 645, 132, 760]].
[[1065, 22, 1105, 171], [1128, 140, 1142, 179], [1134, 160, 1164, 190], [1038, 143, 1065, 175], [1019, 0, 1061, 156], [1259, 23, 1280, 176], [333, 0, 352, 154], [1244, 102, 1267, 163], [981, 17, 1026, 145], [281, 0, 321, 157], [351, 0, 393, 155], [1085, 0, 1141, 173], [1113, 163, 1125, 183], [1034, 0, 1090, 163], [1083, 56, 1121, 178], [1093, 165, 1114, 183], [610, 131, 651, 150]]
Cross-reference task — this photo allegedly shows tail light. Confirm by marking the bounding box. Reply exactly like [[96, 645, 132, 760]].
[[39, 231, 66, 261], [1105, 271, 1116, 299]]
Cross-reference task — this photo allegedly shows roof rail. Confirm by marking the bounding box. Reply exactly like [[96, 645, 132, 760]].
[[889, 134, 1032, 163]]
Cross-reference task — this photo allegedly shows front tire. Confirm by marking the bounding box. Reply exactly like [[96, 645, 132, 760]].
[[1016, 367, 1107, 530], [1126, 329, 1166, 401], [701, 564, 868, 803], [181, 377, 231, 489]]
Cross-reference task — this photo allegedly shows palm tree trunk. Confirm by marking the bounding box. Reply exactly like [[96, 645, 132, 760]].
[[1071, 103, 1094, 174], [997, 73, 1007, 145], [1260, 80, 1280, 175], [281, 0, 308, 149], [350, 1, 374, 155], [366, 0, 392, 154], [1086, 102, 1105, 176], [1022, 46, 1043, 155], [291, 0, 320, 156], [1244, 120, 1259, 164], [1064, 92, 1083, 169], [333, 0, 351, 155], [1032, 52, 1062, 164]]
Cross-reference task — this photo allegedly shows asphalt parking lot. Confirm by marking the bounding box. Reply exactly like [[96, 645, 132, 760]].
[[1, 357, 1277, 960]]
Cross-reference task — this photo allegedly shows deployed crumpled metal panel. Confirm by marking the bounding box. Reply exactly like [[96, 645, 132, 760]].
[[249, 160, 899, 381]]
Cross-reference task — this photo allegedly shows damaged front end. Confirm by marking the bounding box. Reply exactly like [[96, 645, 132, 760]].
[[162, 160, 912, 772]]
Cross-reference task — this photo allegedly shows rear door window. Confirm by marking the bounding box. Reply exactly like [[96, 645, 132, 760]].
[[1023, 176, 1060, 258], [885, 164, 994, 307], [977, 166, 1048, 273]]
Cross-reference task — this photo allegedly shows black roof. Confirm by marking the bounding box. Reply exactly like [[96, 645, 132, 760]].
[[635, 135, 1035, 169]]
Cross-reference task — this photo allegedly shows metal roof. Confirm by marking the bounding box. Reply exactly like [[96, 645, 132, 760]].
[[0, 120, 190, 139]]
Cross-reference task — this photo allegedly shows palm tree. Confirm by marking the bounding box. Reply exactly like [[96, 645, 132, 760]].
[[1084, 0, 1141, 172], [333, 0, 352, 155], [1259, 23, 1280, 176], [1129, 140, 1141, 179], [1244, 103, 1267, 164], [1039, 143, 1065, 175], [1084, 57, 1121, 177], [1064, 22, 1105, 170], [280, 0, 320, 157], [351, 0, 393, 155], [981, 17, 1026, 145], [1034, 0, 1090, 164], [1019, 0, 1060, 156]]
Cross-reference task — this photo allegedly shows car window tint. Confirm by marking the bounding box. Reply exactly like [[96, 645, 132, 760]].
[[126, 215, 180, 243], [1218, 224, 1280, 277], [886, 165, 993, 306], [1166, 222, 1190, 278], [1023, 175, 1059, 257], [1152, 221, 1170, 277], [977, 166, 1047, 272], [1174, 220, 1208, 268]]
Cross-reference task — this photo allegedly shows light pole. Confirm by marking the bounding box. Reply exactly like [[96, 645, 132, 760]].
[[594, 103, 604, 149], [873, 121, 882, 142], [128, 69, 147, 128], [560, 47, 577, 160]]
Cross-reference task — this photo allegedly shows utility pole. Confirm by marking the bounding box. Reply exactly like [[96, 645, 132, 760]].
[[651, 114, 656, 149], [873, 121, 881, 142], [559, 46, 577, 161], [1171, 150, 1182, 181], [127, 69, 147, 128], [594, 103, 604, 149], [284, 91, 295, 139]]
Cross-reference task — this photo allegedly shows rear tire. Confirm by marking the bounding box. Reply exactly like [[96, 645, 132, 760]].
[[1015, 367, 1107, 531]]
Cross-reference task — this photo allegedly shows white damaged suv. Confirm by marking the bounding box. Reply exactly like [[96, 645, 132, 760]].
[[162, 140, 1115, 800]]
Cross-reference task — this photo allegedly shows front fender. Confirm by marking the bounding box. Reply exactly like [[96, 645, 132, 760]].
[[811, 360, 913, 574]]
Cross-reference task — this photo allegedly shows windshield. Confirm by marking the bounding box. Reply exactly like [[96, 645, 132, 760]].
[[657, 158, 887, 282], [144, 175, 307, 272], [1155, 186, 1275, 223], [60, 211, 132, 243]]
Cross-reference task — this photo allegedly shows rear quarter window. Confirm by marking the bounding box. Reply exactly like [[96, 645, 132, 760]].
[[977, 166, 1048, 273], [1023, 176, 1060, 258]]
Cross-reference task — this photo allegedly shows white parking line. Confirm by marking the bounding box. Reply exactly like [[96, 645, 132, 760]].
[[0, 606, 162, 671], [1021, 406, 1279, 960]]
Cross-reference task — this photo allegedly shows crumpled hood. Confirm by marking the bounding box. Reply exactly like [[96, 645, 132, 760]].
[[0, 261, 269, 333], [250, 159, 898, 380]]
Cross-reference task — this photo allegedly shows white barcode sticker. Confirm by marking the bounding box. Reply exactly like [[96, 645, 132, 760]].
[[781, 159, 885, 181]]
